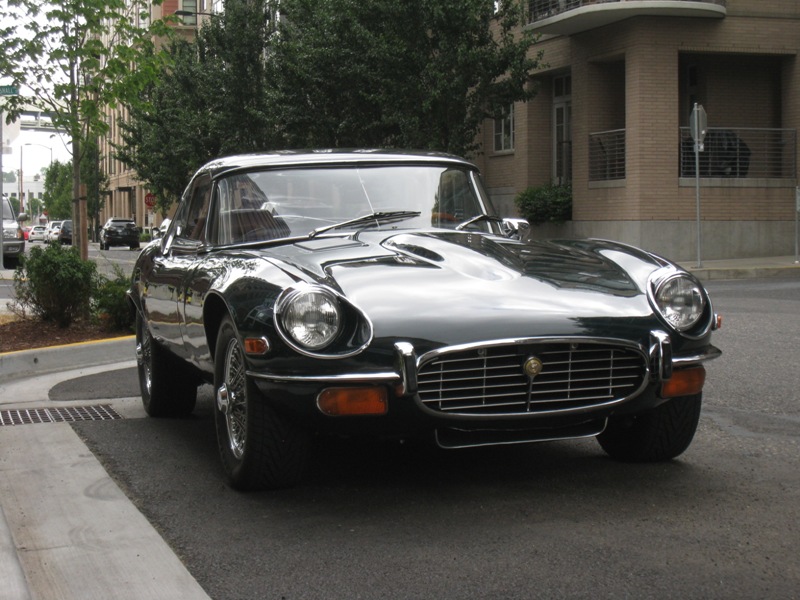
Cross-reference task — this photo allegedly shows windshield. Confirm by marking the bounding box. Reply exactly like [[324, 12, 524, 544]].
[[211, 164, 500, 245]]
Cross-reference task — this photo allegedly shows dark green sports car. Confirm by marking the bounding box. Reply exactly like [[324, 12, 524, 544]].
[[128, 150, 721, 490]]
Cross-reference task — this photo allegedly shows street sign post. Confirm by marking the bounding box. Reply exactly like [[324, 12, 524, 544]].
[[691, 103, 707, 268]]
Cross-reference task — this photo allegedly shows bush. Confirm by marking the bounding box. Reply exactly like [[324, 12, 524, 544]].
[[13, 244, 98, 327], [514, 183, 572, 225], [93, 265, 134, 332]]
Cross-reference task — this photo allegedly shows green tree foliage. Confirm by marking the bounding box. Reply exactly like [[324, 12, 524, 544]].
[[117, 0, 278, 215], [271, 0, 541, 156], [118, 0, 540, 216], [0, 0, 173, 254], [80, 137, 109, 238], [42, 160, 74, 220]]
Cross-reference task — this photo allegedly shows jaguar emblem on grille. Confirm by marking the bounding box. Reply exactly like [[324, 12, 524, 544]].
[[523, 356, 544, 378]]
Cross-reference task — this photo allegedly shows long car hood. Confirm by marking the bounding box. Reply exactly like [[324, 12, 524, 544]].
[[264, 231, 668, 345]]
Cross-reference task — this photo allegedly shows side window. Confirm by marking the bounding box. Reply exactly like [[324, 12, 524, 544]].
[[175, 175, 213, 244]]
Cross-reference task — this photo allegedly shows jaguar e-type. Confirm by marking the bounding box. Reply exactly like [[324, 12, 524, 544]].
[[128, 150, 721, 490]]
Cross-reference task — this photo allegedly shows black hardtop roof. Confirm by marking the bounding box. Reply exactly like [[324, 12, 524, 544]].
[[195, 149, 477, 180]]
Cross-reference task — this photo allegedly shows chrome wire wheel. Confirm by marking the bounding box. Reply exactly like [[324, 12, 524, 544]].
[[219, 337, 248, 460]]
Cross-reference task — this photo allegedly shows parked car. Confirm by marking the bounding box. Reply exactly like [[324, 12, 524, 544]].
[[28, 225, 47, 242], [57, 220, 73, 245], [128, 150, 722, 491], [2, 195, 26, 269], [100, 218, 140, 250], [45, 220, 63, 242]]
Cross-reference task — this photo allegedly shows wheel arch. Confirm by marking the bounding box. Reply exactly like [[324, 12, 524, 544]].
[[203, 292, 231, 363]]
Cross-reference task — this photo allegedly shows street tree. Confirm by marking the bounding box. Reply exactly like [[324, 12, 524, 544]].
[[271, 0, 542, 156], [42, 160, 74, 221], [0, 0, 172, 258], [117, 0, 278, 216]]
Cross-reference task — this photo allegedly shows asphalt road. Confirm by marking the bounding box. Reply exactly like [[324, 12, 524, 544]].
[[65, 277, 800, 600]]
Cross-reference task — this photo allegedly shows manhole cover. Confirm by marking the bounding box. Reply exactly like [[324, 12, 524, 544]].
[[0, 405, 122, 426]]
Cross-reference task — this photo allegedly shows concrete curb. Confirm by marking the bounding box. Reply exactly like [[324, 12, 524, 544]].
[[0, 336, 136, 383]]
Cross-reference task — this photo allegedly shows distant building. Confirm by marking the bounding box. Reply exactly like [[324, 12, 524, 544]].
[[474, 0, 798, 260]]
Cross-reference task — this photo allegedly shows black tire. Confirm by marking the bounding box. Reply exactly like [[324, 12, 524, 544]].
[[135, 311, 198, 417], [2, 256, 20, 270], [213, 316, 311, 490], [597, 393, 702, 462]]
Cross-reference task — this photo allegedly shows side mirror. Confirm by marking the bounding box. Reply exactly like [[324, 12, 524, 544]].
[[502, 218, 529, 240], [17, 212, 29, 222]]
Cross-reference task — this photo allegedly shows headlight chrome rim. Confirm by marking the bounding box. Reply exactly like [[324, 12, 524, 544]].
[[276, 286, 342, 351], [648, 268, 709, 336]]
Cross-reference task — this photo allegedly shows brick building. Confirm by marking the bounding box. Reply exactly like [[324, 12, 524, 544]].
[[474, 0, 799, 260]]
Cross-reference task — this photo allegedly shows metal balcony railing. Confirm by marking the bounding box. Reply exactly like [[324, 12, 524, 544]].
[[588, 127, 796, 182], [679, 127, 796, 179], [589, 129, 625, 181], [529, 0, 727, 25]]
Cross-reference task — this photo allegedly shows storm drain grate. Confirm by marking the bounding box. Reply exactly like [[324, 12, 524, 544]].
[[0, 405, 123, 426]]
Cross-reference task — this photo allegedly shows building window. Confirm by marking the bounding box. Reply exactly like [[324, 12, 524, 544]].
[[181, 0, 198, 25], [553, 74, 572, 184], [494, 104, 515, 152]]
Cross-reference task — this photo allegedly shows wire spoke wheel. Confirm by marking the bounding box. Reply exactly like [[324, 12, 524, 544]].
[[220, 338, 248, 459]]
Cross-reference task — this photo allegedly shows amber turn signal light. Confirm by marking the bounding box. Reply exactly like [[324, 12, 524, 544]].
[[317, 387, 388, 416], [243, 337, 270, 355], [661, 366, 706, 398]]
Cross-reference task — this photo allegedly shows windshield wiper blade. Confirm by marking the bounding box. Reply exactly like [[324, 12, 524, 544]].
[[309, 211, 421, 239], [455, 214, 504, 230]]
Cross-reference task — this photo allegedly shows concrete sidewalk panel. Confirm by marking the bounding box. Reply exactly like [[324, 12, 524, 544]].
[[0, 336, 135, 382], [0, 423, 210, 600]]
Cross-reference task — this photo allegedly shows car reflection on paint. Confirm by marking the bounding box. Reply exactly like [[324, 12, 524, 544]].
[[128, 150, 722, 490]]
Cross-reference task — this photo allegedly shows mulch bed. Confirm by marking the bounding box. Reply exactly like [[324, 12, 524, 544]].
[[0, 316, 131, 354]]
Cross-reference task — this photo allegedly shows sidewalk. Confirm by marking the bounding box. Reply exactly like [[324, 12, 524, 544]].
[[0, 339, 212, 600], [0, 254, 798, 599]]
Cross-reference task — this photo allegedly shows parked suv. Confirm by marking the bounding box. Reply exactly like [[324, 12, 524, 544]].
[[2, 195, 26, 269], [57, 220, 73, 245], [100, 218, 140, 250]]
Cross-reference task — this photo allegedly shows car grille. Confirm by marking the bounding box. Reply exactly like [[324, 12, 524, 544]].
[[417, 340, 648, 416]]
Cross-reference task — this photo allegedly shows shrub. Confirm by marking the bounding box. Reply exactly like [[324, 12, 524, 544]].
[[13, 244, 98, 327], [514, 183, 572, 225], [93, 265, 134, 332]]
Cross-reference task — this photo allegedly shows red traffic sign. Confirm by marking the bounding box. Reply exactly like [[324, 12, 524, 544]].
[[144, 193, 156, 208]]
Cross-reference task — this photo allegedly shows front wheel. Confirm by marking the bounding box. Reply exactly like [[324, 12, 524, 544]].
[[597, 393, 702, 462], [214, 316, 311, 490], [135, 311, 198, 417]]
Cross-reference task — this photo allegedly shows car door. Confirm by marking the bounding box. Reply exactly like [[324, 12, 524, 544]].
[[143, 174, 212, 359]]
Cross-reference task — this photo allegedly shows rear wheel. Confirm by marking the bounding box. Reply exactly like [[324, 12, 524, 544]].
[[135, 311, 198, 417], [2, 256, 20, 270], [214, 316, 311, 490], [597, 393, 702, 462]]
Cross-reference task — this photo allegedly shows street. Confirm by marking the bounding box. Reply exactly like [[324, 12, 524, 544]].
[[58, 276, 800, 599]]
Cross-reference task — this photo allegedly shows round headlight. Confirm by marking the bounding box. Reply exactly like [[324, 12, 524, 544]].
[[280, 289, 342, 350], [654, 275, 706, 332]]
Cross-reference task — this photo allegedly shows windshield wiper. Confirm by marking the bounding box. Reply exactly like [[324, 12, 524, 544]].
[[309, 210, 421, 239], [455, 214, 504, 230]]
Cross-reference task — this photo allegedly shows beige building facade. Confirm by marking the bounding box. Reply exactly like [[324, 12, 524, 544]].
[[475, 0, 799, 261]]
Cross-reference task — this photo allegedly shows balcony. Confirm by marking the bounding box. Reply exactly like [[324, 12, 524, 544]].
[[588, 127, 797, 182], [527, 0, 726, 36]]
